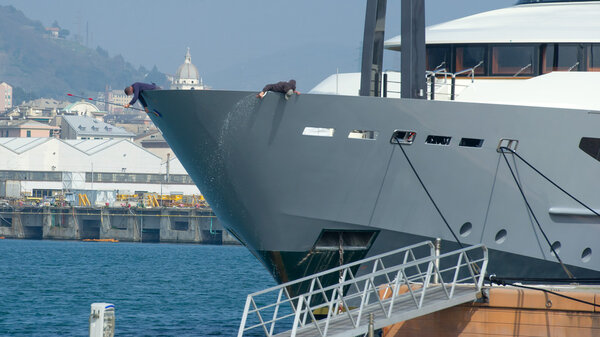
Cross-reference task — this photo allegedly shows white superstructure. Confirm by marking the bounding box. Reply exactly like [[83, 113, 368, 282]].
[[385, 2, 600, 47], [311, 1, 600, 111]]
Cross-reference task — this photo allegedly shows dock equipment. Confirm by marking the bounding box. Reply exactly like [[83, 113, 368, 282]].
[[146, 194, 160, 208], [78, 193, 90, 206], [238, 241, 488, 337]]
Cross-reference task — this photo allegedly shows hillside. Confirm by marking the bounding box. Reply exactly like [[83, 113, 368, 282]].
[[0, 5, 168, 103]]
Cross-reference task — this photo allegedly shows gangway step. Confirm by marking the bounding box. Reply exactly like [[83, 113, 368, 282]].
[[238, 241, 488, 337], [276, 285, 480, 337]]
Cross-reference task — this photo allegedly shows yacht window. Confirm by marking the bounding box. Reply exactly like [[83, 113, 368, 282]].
[[302, 127, 335, 137], [390, 130, 416, 144], [579, 137, 600, 161], [348, 130, 378, 140], [425, 135, 451, 146], [588, 44, 600, 72], [542, 44, 580, 73], [455, 46, 486, 75], [459, 138, 484, 148], [491, 45, 534, 76], [426, 45, 450, 72]]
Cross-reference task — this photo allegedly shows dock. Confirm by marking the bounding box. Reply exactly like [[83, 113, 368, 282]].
[[0, 206, 239, 244], [237, 240, 600, 337], [383, 284, 600, 337]]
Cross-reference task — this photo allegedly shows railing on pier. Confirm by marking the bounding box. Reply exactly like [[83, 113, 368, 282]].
[[238, 241, 488, 337]]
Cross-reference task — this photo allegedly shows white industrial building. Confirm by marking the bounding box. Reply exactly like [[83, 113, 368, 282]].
[[0, 137, 200, 197]]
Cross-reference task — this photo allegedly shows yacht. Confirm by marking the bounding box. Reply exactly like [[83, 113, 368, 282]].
[[143, 0, 600, 289]]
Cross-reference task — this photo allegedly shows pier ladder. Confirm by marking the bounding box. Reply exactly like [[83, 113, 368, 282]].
[[238, 241, 488, 337]]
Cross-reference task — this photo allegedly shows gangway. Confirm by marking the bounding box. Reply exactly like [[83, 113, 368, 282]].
[[238, 241, 488, 337]]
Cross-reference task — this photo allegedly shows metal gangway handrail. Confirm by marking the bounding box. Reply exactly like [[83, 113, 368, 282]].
[[238, 241, 488, 337]]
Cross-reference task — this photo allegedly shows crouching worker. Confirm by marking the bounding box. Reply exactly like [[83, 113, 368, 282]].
[[257, 79, 300, 100], [124, 82, 160, 116]]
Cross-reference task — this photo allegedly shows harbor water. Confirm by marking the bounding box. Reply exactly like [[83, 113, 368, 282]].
[[0, 239, 275, 336]]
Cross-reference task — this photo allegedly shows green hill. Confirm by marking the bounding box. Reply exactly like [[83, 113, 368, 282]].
[[0, 5, 168, 103]]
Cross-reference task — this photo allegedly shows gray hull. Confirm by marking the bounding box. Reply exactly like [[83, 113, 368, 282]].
[[143, 89, 600, 284]]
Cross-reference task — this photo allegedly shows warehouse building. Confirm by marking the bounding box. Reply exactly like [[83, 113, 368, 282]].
[[0, 137, 199, 198]]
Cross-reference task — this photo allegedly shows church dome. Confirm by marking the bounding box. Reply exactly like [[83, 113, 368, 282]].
[[175, 48, 199, 80]]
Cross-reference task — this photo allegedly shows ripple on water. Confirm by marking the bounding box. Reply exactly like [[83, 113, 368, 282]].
[[0, 240, 275, 336]]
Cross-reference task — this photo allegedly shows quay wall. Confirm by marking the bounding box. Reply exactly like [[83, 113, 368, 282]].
[[0, 206, 239, 245], [384, 287, 600, 337]]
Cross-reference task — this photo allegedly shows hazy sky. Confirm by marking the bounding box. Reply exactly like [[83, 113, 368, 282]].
[[0, 0, 516, 90]]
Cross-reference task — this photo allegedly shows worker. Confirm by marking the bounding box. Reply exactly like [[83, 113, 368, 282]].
[[257, 79, 300, 100], [124, 82, 159, 113]]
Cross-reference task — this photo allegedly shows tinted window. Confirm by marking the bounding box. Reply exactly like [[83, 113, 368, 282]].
[[542, 44, 580, 73], [580, 137, 600, 161], [426, 45, 450, 71], [455, 46, 486, 75], [491, 45, 535, 76], [588, 44, 600, 72]]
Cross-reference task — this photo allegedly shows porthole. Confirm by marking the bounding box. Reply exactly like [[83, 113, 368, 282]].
[[494, 229, 507, 244], [550, 241, 561, 256], [459, 222, 472, 237], [582, 248, 592, 263]]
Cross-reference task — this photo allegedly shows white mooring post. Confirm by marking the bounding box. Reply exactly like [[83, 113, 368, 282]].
[[434, 238, 442, 284], [89, 303, 115, 337]]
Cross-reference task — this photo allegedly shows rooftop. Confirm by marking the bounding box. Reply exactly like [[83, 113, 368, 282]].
[[385, 2, 600, 49], [0, 137, 52, 153], [62, 115, 134, 137], [64, 138, 140, 155], [0, 137, 159, 158], [19, 98, 70, 110], [0, 119, 59, 130]]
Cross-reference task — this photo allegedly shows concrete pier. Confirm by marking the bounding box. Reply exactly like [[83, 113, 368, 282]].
[[0, 206, 238, 245]]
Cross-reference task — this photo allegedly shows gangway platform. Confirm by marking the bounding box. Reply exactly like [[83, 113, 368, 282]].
[[238, 241, 488, 337]]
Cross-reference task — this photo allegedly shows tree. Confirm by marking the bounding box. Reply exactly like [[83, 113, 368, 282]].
[[96, 46, 109, 58], [12, 87, 39, 105], [145, 65, 169, 88], [59, 28, 69, 38]]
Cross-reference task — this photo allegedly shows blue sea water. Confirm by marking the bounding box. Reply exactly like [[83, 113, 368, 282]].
[[0, 240, 276, 336]]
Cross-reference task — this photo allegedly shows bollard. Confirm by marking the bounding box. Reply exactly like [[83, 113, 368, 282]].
[[368, 313, 374, 337], [89, 303, 115, 337], [434, 238, 442, 284]]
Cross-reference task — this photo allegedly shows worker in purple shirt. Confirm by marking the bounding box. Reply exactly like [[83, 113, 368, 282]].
[[257, 79, 300, 100], [123, 82, 159, 113]]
